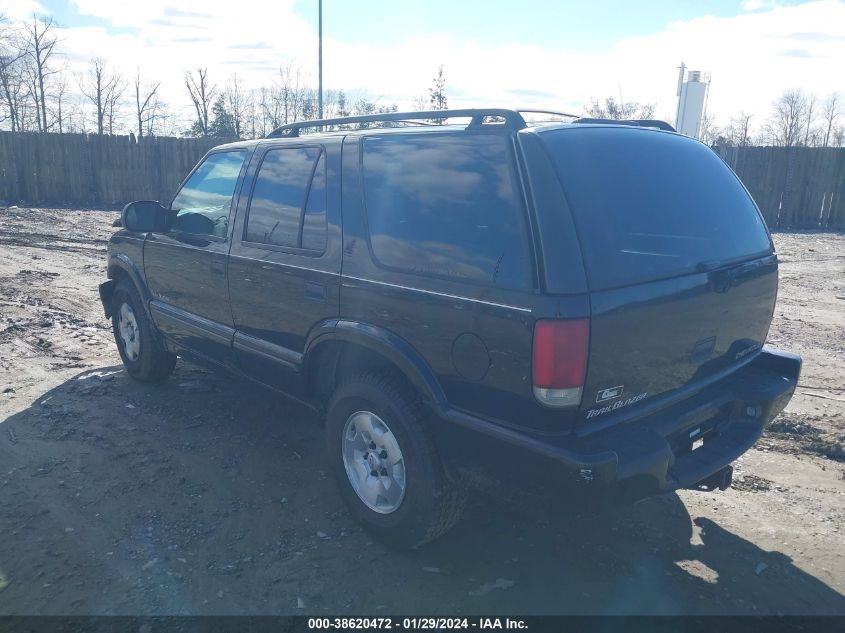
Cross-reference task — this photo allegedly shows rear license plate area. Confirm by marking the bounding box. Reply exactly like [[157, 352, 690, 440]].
[[670, 417, 721, 458]]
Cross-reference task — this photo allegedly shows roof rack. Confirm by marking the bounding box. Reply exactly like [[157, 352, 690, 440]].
[[518, 109, 580, 120], [266, 108, 527, 138], [571, 117, 676, 132]]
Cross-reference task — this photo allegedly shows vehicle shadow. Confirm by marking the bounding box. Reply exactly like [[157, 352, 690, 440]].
[[0, 362, 842, 615]]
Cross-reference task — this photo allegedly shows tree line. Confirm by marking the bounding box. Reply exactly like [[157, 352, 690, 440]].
[[0, 13, 445, 139], [585, 90, 843, 148], [1, 11, 841, 146], [697, 90, 843, 148]]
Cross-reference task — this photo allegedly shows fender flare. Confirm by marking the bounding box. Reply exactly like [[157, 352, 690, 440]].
[[303, 319, 449, 414], [107, 253, 154, 319]]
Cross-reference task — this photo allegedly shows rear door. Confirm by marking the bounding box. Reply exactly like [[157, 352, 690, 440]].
[[144, 149, 249, 365], [228, 141, 341, 394], [538, 127, 776, 425]]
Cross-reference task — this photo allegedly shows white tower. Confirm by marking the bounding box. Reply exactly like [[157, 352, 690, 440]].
[[674, 63, 710, 138]]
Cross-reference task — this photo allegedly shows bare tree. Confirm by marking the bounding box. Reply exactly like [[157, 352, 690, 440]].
[[821, 93, 841, 148], [803, 94, 817, 146], [223, 73, 248, 137], [737, 112, 753, 147], [22, 60, 41, 130], [274, 62, 306, 125], [185, 67, 215, 136], [134, 69, 160, 138], [79, 58, 125, 134], [833, 126, 845, 148], [256, 85, 273, 136], [21, 13, 59, 133], [106, 74, 126, 134], [765, 89, 809, 147], [724, 112, 754, 147], [0, 12, 42, 134], [699, 111, 720, 146], [322, 88, 339, 120], [50, 68, 69, 132], [63, 99, 86, 133], [244, 92, 259, 139], [145, 93, 169, 136], [585, 96, 655, 120], [0, 18, 27, 132]]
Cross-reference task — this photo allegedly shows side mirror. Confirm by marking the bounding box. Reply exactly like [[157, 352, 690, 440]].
[[121, 200, 170, 233]]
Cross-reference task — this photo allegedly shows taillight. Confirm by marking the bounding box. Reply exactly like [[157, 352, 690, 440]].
[[532, 319, 589, 407]]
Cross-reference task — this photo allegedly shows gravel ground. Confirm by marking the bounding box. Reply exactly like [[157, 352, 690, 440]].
[[0, 206, 843, 615]]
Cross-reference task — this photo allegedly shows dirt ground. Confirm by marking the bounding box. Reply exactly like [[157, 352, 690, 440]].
[[0, 206, 843, 616]]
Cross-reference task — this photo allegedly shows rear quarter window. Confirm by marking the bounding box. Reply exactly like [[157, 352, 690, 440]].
[[540, 127, 772, 290], [361, 133, 533, 289]]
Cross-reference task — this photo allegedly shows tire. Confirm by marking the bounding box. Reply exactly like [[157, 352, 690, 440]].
[[111, 281, 176, 382], [325, 372, 466, 549]]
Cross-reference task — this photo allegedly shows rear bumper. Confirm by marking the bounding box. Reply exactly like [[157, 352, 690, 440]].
[[435, 347, 801, 504]]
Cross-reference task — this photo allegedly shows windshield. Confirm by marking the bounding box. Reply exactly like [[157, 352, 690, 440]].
[[540, 127, 772, 290]]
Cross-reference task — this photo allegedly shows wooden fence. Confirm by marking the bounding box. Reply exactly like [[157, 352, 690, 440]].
[[1, 132, 844, 229], [0, 132, 225, 207], [716, 145, 845, 230]]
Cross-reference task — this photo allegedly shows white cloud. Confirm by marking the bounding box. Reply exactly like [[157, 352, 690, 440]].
[[5, 0, 46, 21], [8, 0, 845, 134], [742, 0, 780, 11]]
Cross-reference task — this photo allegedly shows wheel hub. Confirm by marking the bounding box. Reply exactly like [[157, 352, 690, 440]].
[[117, 302, 140, 361], [365, 451, 380, 473], [342, 411, 406, 514]]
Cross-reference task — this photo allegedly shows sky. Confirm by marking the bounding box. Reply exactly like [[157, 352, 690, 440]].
[[5, 0, 844, 133]]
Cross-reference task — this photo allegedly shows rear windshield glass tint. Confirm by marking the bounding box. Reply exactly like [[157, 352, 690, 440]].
[[540, 128, 771, 290]]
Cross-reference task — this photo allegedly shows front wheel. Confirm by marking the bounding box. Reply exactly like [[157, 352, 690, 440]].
[[325, 372, 465, 548], [111, 282, 176, 382]]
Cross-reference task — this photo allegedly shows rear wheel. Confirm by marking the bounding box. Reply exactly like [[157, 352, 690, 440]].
[[326, 372, 465, 548], [111, 281, 176, 382]]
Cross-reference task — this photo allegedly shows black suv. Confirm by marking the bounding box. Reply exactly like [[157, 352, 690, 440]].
[[99, 109, 801, 548]]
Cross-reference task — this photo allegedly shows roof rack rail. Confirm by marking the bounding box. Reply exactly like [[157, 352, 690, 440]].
[[518, 109, 580, 120], [571, 117, 676, 132], [266, 108, 527, 138]]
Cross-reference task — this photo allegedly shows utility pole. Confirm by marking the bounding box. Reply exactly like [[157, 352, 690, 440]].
[[318, 0, 323, 120]]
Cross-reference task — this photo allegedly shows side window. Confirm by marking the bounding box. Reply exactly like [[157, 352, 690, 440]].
[[302, 153, 327, 251], [362, 134, 532, 288], [244, 147, 327, 251], [171, 150, 247, 238]]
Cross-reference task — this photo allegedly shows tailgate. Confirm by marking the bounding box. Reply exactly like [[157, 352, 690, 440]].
[[582, 255, 777, 423], [537, 126, 777, 425]]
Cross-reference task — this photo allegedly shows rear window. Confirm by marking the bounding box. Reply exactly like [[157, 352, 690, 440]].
[[540, 128, 772, 290], [361, 133, 532, 289], [244, 147, 326, 251]]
